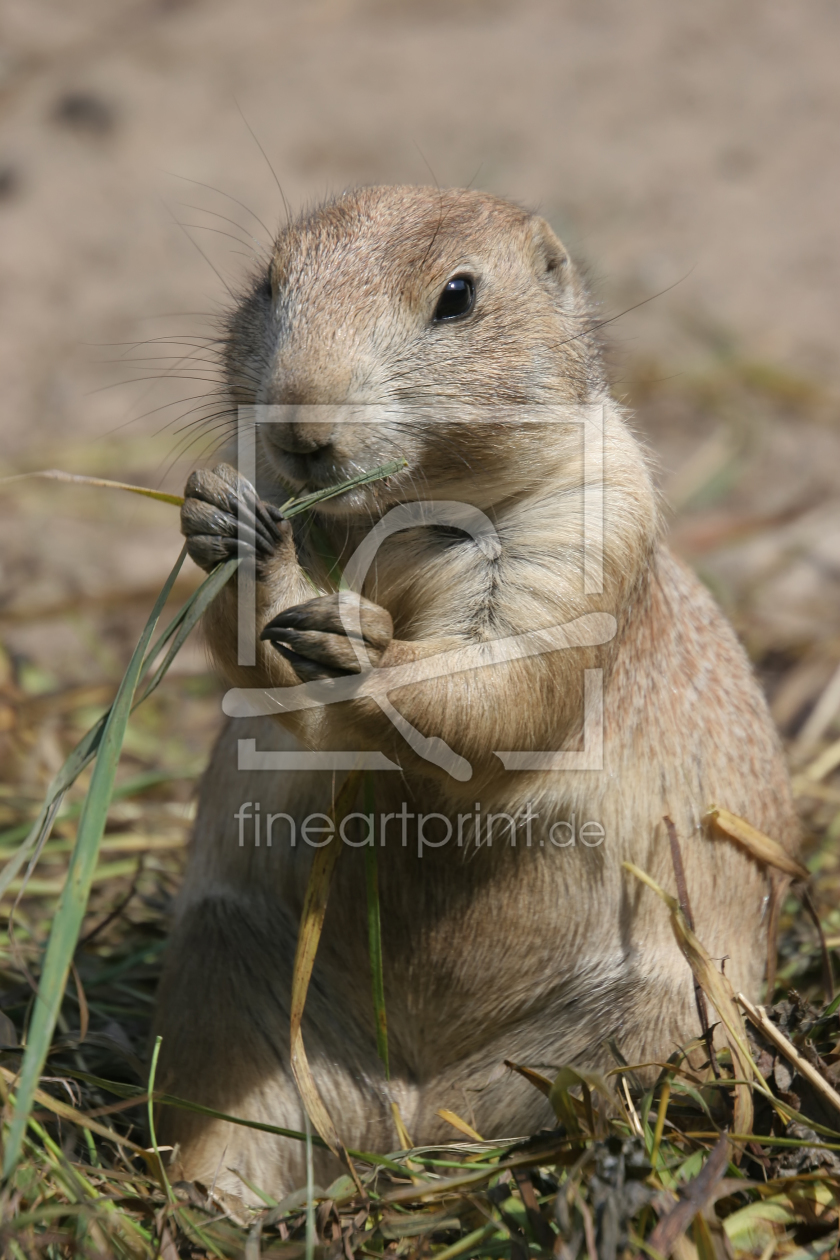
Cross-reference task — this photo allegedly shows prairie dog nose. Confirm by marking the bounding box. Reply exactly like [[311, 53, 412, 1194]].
[[261, 394, 335, 453], [262, 381, 339, 454], [271, 414, 333, 454]]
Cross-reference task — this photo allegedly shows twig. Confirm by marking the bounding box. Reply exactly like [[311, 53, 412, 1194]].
[[647, 1134, 729, 1256], [665, 817, 718, 1077], [764, 873, 789, 998], [737, 992, 840, 1120], [801, 886, 835, 1002], [78, 856, 143, 946], [571, 1185, 598, 1260]]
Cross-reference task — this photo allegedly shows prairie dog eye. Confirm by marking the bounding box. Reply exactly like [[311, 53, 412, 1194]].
[[433, 275, 475, 322]]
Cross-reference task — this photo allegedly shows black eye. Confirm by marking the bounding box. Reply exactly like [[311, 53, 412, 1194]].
[[433, 275, 475, 322]]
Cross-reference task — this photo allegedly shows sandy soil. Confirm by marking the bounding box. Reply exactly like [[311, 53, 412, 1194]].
[[1, 0, 839, 453]]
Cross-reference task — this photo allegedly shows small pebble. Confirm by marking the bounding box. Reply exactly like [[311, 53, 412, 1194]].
[[0, 164, 19, 199], [52, 91, 116, 136]]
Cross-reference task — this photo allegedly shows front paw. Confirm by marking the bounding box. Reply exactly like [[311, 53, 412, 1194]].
[[260, 593, 393, 682], [180, 463, 289, 573]]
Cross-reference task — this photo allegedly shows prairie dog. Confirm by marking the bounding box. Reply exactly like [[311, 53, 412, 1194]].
[[155, 186, 799, 1199]]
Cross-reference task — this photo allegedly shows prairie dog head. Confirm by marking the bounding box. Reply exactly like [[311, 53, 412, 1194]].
[[224, 185, 608, 514]]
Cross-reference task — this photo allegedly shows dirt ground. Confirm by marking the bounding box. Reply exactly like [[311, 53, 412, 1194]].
[[0, 0, 839, 776]]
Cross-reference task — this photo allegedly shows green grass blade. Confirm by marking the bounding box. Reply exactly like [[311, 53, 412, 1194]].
[[2, 547, 187, 1175], [364, 773, 389, 1077], [147, 1035, 175, 1204], [135, 557, 240, 705], [0, 556, 231, 903], [0, 715, 110, 901], [278, 457, 406, 516]]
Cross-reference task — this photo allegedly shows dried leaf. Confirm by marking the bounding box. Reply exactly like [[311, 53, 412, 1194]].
[[707, 807, 809, 881], [290, 770, 362, 1159]]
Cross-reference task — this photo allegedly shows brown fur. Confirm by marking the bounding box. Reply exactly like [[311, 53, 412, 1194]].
[[154, 186, 799, 1199]]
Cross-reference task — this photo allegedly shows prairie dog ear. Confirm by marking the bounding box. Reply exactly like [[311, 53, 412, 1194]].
[[528, 216, 587, 315], [528, 217, 570, 280]]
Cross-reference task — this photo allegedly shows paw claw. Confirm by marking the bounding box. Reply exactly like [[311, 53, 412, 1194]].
[[261, 593, 393, 681], [184, 533, 238, 571], [181, 465, 288, 572], [269, 640, 348, 682]]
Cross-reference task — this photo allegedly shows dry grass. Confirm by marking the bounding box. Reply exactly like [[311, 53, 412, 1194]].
[[1, 361, 840, 1258]]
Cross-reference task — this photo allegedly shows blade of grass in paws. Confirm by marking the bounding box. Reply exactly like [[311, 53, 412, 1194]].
[[133, 461, 406, 699], [0, 464, 401, 900], [364, 772, 389, 1077], [290, 769, 362, 1159], [2, 548, 187, 1175], [62, 461, 404, 723], [0, 457, 405, 514], [135, 556, 241, 704], [278, 458, 406, 516]]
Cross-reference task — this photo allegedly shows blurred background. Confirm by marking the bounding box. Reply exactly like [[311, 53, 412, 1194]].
[[1, 0, 839, 1003]]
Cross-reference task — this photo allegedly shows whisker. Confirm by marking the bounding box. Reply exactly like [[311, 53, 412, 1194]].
[[128, 393, 224, 422], [166, 414, 239, 462], [163, 204, 237, 301], [89, 336, 223, 350], [106, 354, 225, 367], [151, 405, 231, 439], [557, 272, 694, 350], [91, 375, 230, 392], [165, 170, 274, 242], [234, 99, 291, 226], [159, 431, 230, 484], [165, 411, 237, 449], [177, 223, 266, 254], [176, 203, 269, 256], [168, 409, 238, 439]]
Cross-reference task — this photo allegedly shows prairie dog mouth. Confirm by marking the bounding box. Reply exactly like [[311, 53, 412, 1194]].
[[255, 404, 413, 510], [258, 440, 413, 518]]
